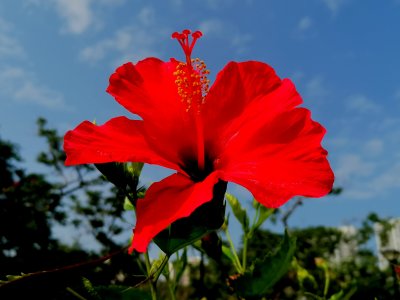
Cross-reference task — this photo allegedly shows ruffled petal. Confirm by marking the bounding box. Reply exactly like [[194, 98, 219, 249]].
[[106, 59, 198, 163], [218, 108, 334, 208], [130, 172, 220, 253], [64, 116, 180, 171], [202, 61, 293, 155]]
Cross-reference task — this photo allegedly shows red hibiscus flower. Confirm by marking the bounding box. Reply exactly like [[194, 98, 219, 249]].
[[64, 30, 334, 253]]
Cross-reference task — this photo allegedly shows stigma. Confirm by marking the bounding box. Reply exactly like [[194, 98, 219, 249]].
[[172, 30, 210, 112]]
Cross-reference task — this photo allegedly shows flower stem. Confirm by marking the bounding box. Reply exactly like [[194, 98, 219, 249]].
[[224, 227, 244, 274], [166, 276, 177, 300], [66, 287, 88, 300], [144, 252, 158, 300], [323, 266, 330, 299], [242, 235, 248, 271]]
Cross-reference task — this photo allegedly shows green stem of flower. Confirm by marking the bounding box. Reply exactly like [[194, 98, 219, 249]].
[[323, 266, 330, 298], [225, 227, 244, 274], [144, 252, 158, 300], [66, 287, 88, 300], [242, 235, 248, 271], [166, 276, 177, 300]]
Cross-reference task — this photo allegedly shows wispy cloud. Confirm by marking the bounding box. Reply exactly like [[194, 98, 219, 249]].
[[203, 0, 234, 10], [333, 153, 378, 199], [305, 76, 329, 101], [169, 0, 183, 8], [346, 94, 381, 114], [364, 138, 384, 156], [298, 16, 313, 32], [79, 6, 165, 66], [0, 18, 26, 59], [371, 163, 400, 192], [394, 89, 400, 100], [198, 19, 225, 36], [322, 0, 349, 15], [335, 153, 376, 182], [80, 26, 161, 65], [0, 67, 68, 110], [198, 18, 253, 54], [26, 0, 125, 35], [293, 16, 316, 39], [331, 136, 400, 200], [54, 0, 93, 34]]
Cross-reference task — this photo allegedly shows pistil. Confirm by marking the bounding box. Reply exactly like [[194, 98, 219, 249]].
[[172, 30, 209, 172]]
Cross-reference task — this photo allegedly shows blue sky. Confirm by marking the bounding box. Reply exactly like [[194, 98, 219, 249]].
[[0, 0, 399, 247]]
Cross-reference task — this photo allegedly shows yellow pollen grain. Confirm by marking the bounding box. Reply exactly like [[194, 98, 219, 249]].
[[174, 58, 210, 112]]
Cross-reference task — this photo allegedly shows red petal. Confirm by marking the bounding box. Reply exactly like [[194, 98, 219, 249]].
[[106, 59, 198, 162], [130, 172, 219, 253], [64, 116, 180, 171], [202, 61, 292, 155], [219, 108, 334, 208]]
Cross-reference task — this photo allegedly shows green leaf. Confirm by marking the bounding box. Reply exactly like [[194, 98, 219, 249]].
[[153, 180, 227, 255], [226, 193, 249, 232], [130, 162, 144, 177], [123, 197, 135, 211], [303, 292, 324, 300], [222, 245, 242, 272], [251, 199, 275, 232], [95, 162, 142, 192], [231, 230, 296, 298], [292, 258, 317, 289], [172, 248, 188, 284], [82, 277, 100, 298], [329, 290, 344, 300], [149, 254, 169, 281], [222, 245, 235, 262]]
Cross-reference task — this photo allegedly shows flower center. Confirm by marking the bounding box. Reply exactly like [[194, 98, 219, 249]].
[[172, 30, 210, 112], [172, 29, 210, 173]]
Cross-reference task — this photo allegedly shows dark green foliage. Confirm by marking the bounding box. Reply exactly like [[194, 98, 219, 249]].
[[231, 231, 297, 298], [0, 120, 146, 299]]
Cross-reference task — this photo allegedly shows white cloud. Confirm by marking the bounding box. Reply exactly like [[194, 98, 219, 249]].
[[231, 33, 253, 54], [0, 18, 25, 59], [346, 94, 380, 114], [371, 163, 400, 191], [333, 153, 378, 200], [203, 0, 234, 10], [364, 139, 384, 156], [80, 26, 161, 65], [298, 16, 313, 31], [394, 89, 400, 100], [333, 149, 400, 200], [26, 0, 125, 35], [322, 0, 349, 15], [54, 0, 93, 34], [293, 16, 316, 40], [169, 0, 183, 8], [0, 66, 68, 110], [335, 154, 376, 181], [80, 7, 164, 66], [78, 4, 186, 67], [305, 76, 328, 100], [14, 82, 65, 109], [98, 0, 125, 5], [137, 6, 156, 26], [198, 19, 225, 36], [198, 19, 253, 54]]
